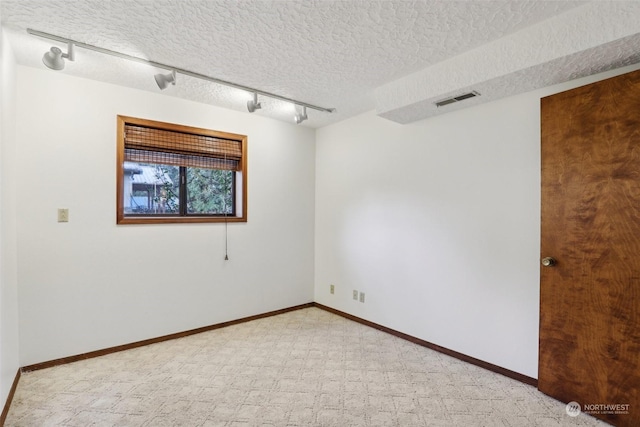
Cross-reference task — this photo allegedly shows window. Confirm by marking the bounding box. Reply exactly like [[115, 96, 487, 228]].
[[117, 116, 247, 224]]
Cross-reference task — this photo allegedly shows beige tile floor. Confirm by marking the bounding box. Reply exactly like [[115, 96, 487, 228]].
[[5, 307, 607, 426]]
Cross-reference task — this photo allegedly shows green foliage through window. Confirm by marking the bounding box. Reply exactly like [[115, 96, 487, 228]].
[[187, 168, 233, 215]]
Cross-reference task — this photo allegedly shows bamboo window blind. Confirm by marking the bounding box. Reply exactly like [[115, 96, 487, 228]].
[[123, 124, 243, 171]]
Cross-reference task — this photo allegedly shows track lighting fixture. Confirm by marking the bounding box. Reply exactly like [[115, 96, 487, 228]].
[[28, 28, 336, 118], [42, 42, 75, 70], [247, 92, 262, 113], [294, 106, 308, 124], [154, 70, 176, 90]]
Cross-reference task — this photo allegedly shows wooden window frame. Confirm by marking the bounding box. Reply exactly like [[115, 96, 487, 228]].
[[116, 115, 247, 224]]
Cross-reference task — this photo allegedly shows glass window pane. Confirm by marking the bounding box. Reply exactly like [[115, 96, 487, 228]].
[[186, 168, 233, 215], [123, 162, 180, 214]]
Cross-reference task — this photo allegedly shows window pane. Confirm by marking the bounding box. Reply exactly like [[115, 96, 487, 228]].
[[186, 168, 233, 215], [123, 162, 179, 214]]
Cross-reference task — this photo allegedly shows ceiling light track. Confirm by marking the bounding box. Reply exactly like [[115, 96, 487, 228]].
[[27, 28, 336, 115]]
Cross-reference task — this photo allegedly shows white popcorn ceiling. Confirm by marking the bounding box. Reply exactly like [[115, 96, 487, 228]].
[[1, 0, 638, 127]]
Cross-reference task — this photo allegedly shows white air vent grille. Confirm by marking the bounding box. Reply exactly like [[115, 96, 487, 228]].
[[435, 91, 480, 107]]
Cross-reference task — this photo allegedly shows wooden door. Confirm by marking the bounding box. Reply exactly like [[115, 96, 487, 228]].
[[539, 70, 640, 426]]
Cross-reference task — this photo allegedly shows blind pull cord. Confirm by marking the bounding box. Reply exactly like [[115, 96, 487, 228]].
[[224, 152, 229, 261], [224, 218, 229, 261]]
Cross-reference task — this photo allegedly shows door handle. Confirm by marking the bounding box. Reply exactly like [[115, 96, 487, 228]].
[[541, 257, 556, 267]]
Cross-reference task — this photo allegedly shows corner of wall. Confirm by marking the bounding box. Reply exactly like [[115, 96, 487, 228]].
[[0, 26, 22, 405]]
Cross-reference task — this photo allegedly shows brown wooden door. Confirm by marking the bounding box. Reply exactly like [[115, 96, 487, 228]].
[[539, 70, 640, 426]]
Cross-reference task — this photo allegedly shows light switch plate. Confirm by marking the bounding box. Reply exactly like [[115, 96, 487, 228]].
[[58, 208, 69, 222]]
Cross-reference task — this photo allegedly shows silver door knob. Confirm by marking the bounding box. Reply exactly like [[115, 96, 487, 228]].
[[541, 257, 556, 267]]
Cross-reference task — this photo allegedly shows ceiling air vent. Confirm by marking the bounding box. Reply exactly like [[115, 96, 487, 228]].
[[435, 91, 480, 108]]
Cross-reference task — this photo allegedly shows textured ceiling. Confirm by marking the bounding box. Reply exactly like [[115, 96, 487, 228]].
[[1, 1, 637, 127]]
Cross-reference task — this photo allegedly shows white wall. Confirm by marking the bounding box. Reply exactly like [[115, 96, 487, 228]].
[[0, 28, 20, 403], [15, 66, 316, 366], [315, 63, 640, 379]]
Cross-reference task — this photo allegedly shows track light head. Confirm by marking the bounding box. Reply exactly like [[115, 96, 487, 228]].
[[43, 47, 64, 70], [294, 106, 308, 124], [155, 70, 176, 90], [247, 92, 262, 113], [42, 43, 75, 71]]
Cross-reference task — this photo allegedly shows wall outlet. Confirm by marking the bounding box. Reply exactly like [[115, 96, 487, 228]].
[[353, 290, 358, 300], [330, 284, 335, 294], [359, 292, 365, 303], [57, 208, 69, 223]]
